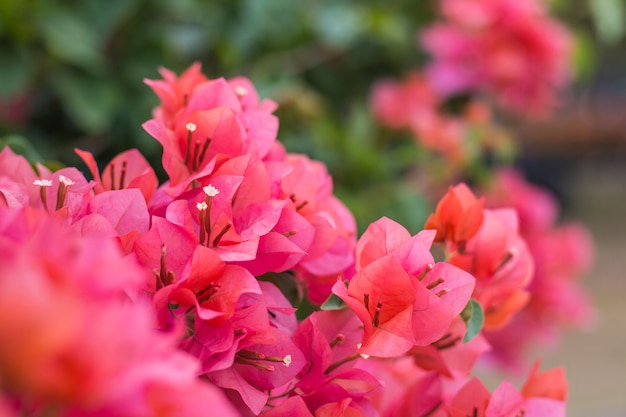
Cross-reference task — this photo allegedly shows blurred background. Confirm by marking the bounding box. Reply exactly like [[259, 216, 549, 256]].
[[1, 1, 625, 415]]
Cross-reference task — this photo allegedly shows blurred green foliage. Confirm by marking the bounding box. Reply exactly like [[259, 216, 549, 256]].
[[0, 0, 619, 232]]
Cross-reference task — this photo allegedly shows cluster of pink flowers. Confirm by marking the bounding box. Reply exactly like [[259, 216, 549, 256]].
[[370, 0, 572, 165], [370, 72, 506, 164], [481, 169, 596, 370], [0, 64, 583, 416], [420, 0, 572, 114]]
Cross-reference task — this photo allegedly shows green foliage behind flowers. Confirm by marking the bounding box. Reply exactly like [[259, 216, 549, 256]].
[[0, 0, 613, 232]]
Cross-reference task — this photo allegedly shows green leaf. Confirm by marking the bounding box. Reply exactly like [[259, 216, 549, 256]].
[[589, 0, 625, 44], [0, 46, 36, 97], [320, 291, 346, 311], [51, 70, 120, 133], [572, 30, 597, 80], [39, 11, 103, 68], [460, 299, 484, 343]]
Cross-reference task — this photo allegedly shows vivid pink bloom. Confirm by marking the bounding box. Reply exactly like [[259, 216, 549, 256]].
[[263, 152, 357, 303], [408, 316, 491, 379], [426, 183, 534, 329], [333, 217, 475, 357], [143, 64, 278, 190], [0, 208, 238, 416], [424, 183, 484, 245], [143, 62, 209, 125], [154, 245, 261, 325], [449, 208, 534, 329], [0, 147, 48, 208], [75, 148, 158, 204], [421, 0, 572, 114], [446, 361, 567, 417], [293, 309, 368, 397]]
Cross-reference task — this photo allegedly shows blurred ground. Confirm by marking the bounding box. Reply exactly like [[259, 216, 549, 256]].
[[547, 158, 626, 417], [530, 155, 626, 417]]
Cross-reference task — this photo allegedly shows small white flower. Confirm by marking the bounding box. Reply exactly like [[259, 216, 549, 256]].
[[196, 201, 208, 211], [58, 175, 74, 186], [186, 122, 197, 132], [203, 184, 219, 197], [282, 355, 292, 367], [234, 86, 248, 97], [33, 179, 53, 187]]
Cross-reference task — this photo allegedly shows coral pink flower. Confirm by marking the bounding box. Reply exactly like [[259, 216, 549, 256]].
[[333, 217, 475, 357], [154, 245, 261, 324], [421, 0, 572, 114], [424, 183, 485, 245], [143, 62, 209, 125], [426, 183, 534, 329], [446, 361, 566, 417], [408, 316, 491, 379], [75, 148, 158, 204], [370, 72, 439, 129], [480, 169, 595, 368], [449, 208, 534, 328], [0, 147, 49, 208], [0, 208, 238, 416], [144, 64, 278, 190]]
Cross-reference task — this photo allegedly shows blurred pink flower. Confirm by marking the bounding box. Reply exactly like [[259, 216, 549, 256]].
[[421, 0, 572, 115]]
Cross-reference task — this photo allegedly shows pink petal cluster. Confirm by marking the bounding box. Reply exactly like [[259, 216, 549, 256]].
[[481, 169, 595, 369], [426, 183, 534, 329], [0, 207, 237, 416], [370, 73, 508, 164], [0, 64, 579, 416], [420, 0, 572, 114], [333, 217, 475, 357]]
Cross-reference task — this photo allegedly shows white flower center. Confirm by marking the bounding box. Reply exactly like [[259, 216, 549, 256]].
[[203, 184, 219, 197]]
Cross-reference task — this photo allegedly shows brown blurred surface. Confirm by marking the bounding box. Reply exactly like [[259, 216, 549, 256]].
[[541, 158, 626, 417]]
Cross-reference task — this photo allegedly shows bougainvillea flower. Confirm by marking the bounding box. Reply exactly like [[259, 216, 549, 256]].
[[155, 245, 261, 324], [333, 217, 475, 357], [208, 326, 306, 415], [409, 316, 491, 379], [267, 153, 357, 282], [133, 216, 198, 294], [446, 361, 566, 417], [87, 188, 150, 237], [449, 208, 534, 328], [75, 148, 158, 204], [294, 309, 364, 394], [228, 76, 279, 160], [370, 72, 440, 129], [0, 147, 50, 208], [144, 64, 279, 190], [143, 61, 208, 125], [484, 168, 558, 233], [0, 208, 239, 416], [424, 182, 484, 245], [426, 184, 534, 330], [420, 0, 572, 114]]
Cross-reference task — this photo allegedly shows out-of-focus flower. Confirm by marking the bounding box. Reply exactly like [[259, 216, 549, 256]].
[[481, 169, 595, 369], [0, 207, 238, 416], [420, 0, 572, 115], [370, 73, 508, 165]]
